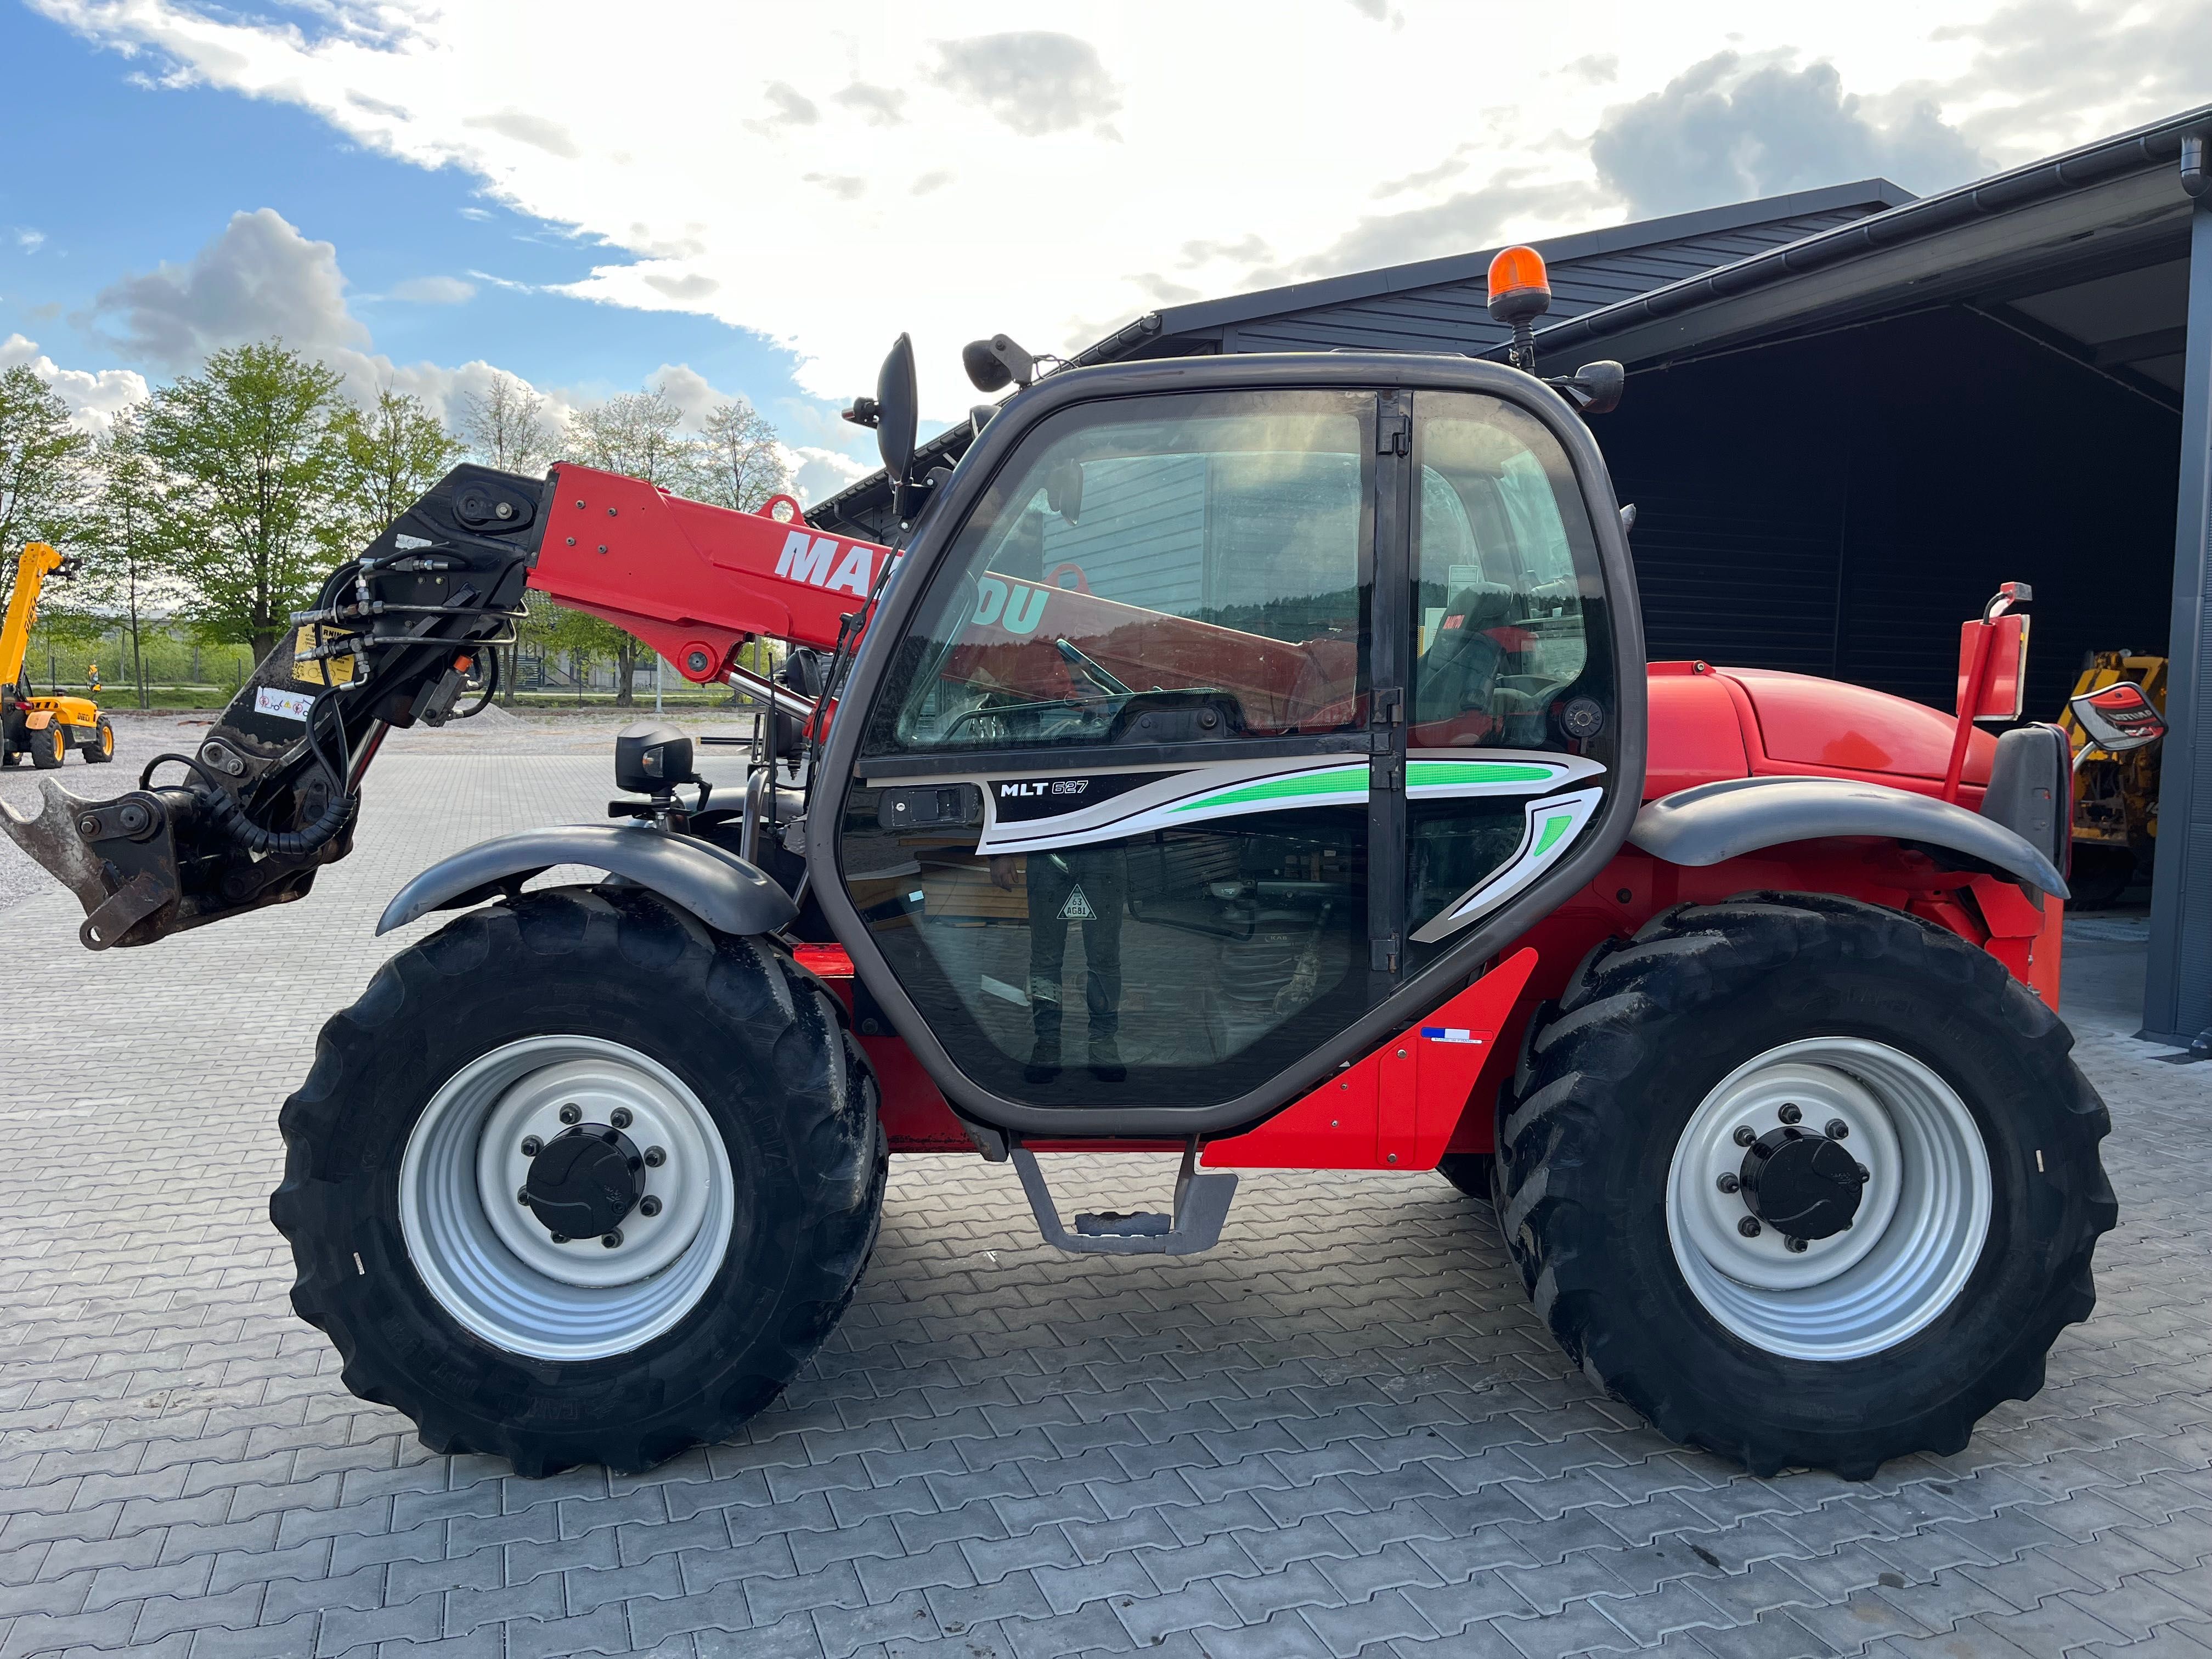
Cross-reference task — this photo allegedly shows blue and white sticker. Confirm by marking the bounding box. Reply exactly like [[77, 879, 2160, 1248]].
[[1421, 1027, 1483, 1045]]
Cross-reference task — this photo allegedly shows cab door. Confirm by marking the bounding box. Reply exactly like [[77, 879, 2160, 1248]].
[[835, 387, 1396, 1112]]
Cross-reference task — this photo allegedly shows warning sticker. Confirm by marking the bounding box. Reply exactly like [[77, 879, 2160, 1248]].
[[1058, 884, 1095, 921], [255, 686, 313, 722]]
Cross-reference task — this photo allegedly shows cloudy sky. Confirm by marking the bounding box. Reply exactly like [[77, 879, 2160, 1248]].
[[2, 0, 2207, 501]]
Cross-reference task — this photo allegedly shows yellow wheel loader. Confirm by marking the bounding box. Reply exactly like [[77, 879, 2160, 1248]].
[[2056, 651, 2166, 908], [1, 544, 114, 770]]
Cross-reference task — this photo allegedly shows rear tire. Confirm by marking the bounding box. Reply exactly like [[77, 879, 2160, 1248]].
[[271, 886, 887, 1475], [1436, 1152, 1494, 1201], [1494, 894, 2113, 1479], [2066, 845, 2132, 910], [86, 717, 114, 763], [30, 724, 63, 768]]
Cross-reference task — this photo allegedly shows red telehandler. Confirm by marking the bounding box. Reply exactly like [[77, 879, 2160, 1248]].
[[3, 253, 2109, 1481]]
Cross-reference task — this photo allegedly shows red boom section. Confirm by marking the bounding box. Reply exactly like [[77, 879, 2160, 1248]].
[[527, 464, 895, 674]]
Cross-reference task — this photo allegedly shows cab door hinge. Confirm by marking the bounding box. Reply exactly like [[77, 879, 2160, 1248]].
[[1376, 411, 1411, 456], [1369, 754, 1402, 792]]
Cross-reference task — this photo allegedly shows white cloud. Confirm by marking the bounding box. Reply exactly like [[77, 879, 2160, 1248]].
[[25, 0, 2201, 421], [87, 206, 366, 369], [1, 332, 150, 435], [388, 274, 476, 303], [14, 228, 46, 252]]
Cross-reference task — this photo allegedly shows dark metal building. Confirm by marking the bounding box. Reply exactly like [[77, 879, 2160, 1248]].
[[812, 115, 2212, 1047]]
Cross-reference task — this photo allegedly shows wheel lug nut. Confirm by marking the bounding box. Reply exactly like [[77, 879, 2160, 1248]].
[[1785, 1236, 1808, 1254], [644, 1147, 666, 1168], [1716, 1172, 1740, 1194], [1855, 1162, 1871, 1182], [1778, 1103, 1802, 1125], [610, 1108, 633, 1129], [639, 1196, 662, 1217], [549, 1232, 569, 1245], [1733, 1125, 1756, 1148], [521, 1136, 542, 1157], [516, 1186, 529, 1205], [1825, 1119, 1849, 1139], [1737, 1216, 1762, 1238], [558, 1104, 581, 1125], [601, 1230, 623, 1248]]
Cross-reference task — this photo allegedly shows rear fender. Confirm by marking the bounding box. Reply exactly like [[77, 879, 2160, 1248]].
[[376, 823, 797, 937], [1629, 775, 2069, 900]]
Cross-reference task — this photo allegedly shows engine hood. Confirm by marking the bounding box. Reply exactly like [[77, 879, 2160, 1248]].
[[1644, 663, 1997, 802], [1725, 667, 1995, 787]]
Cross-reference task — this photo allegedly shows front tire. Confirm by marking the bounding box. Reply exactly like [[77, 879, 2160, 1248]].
[[86, 717, 114, 762], [272, 887, 886, 1475], [30, 724, 64, 768], [1494, 894, 2114, 1479]]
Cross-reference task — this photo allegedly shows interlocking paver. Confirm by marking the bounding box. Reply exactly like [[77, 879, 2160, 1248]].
[[0, 746, 2204, 1659]]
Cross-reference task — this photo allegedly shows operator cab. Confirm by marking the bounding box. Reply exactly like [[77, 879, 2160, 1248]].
[[816, 251, 1645, 1137]]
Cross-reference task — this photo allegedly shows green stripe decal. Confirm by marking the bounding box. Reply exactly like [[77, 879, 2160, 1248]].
[[1407, 760, 1557, 788], [1175, 766, 1367, 811], [1534, 812, 1575, 855]]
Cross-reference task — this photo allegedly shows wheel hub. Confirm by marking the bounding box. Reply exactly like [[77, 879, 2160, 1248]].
[[1740, 1126, 1866, 1241], [522, 1125, 644, 1240]]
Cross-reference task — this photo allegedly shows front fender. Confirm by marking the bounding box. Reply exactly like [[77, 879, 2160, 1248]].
[[376, 823, 797, 936], [1629, 775, 2070, 900]]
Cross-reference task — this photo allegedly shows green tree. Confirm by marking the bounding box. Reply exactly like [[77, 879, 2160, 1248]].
[[565, 388, 703, 705], [516, 597, 625, 706], [696, 400, 790, 512], [329, 387, 466, 555], [140, 341, 346, 662], [75, 416, 174, 709], [0, 363, 94, 615], [460, 371, 557, 476]]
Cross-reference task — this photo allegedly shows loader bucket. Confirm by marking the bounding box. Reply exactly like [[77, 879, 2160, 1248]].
[[1, 775, 113, 916]]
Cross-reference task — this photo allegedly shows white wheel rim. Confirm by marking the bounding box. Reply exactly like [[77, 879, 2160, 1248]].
[[399, 1036, 735, 1361], [1664, 1038, 1991, 1362]]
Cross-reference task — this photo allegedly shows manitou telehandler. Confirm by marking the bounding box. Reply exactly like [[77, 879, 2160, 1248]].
[[2, 542, 116, 769], [3, 250, 2110, 1482]]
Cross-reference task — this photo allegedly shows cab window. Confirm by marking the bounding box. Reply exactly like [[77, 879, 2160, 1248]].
[[864, 391, 1372, 757], [1410, 395, 1600, 748]]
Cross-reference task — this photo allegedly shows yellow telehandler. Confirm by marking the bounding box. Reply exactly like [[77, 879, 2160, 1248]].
[[1, 543, 114, 769]]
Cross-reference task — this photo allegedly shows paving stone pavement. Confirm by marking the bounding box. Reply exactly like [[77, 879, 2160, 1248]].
[[0, 744, 2205, 1659]]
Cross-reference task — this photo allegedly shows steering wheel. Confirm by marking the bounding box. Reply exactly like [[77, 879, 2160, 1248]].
[[1044, 561, 1091, 594]]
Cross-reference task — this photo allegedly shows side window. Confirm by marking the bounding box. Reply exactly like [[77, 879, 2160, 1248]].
[[1410, 396, 1600, 749], [1404, 393, 1612, 952], [865, 392, 1372, 757]]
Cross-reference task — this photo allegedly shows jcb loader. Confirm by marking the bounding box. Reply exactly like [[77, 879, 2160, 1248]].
[[2, 252, 2110, 1481]]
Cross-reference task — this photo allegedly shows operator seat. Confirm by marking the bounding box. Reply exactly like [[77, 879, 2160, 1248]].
[[1415, 580, 1516, 725]]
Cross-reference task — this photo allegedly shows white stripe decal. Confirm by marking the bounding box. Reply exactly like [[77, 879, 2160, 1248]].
[[1408, 785, 1606, 945], [860, 749, 1605, 856]]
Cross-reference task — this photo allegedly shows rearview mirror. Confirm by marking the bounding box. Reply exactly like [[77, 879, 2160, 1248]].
[[2069, 680, 2166, 753], [1045, 459, 1084, 525], [876, 334, 918, 486]]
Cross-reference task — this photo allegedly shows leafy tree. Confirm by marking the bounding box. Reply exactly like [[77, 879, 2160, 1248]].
[[563, 388, 706, 705], [697, 400, 791, 512], [139, 341, 346, 662], [460, 371, 557, 477], [0, 363, 94, 614], [516, 597, 626, 707], [75, 417, 176, 709], [329, 387, 466, 555]]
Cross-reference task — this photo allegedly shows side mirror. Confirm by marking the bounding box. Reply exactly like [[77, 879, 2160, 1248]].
[[2070, 680, 2166, 753], [875, 334, 918, 488]]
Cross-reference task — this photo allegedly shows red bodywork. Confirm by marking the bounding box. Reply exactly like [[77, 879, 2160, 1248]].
[[522, 466, 2059, 1167]]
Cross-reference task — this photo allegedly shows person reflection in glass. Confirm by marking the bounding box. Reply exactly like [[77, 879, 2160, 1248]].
[[990, 845, 1129, 1083]]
